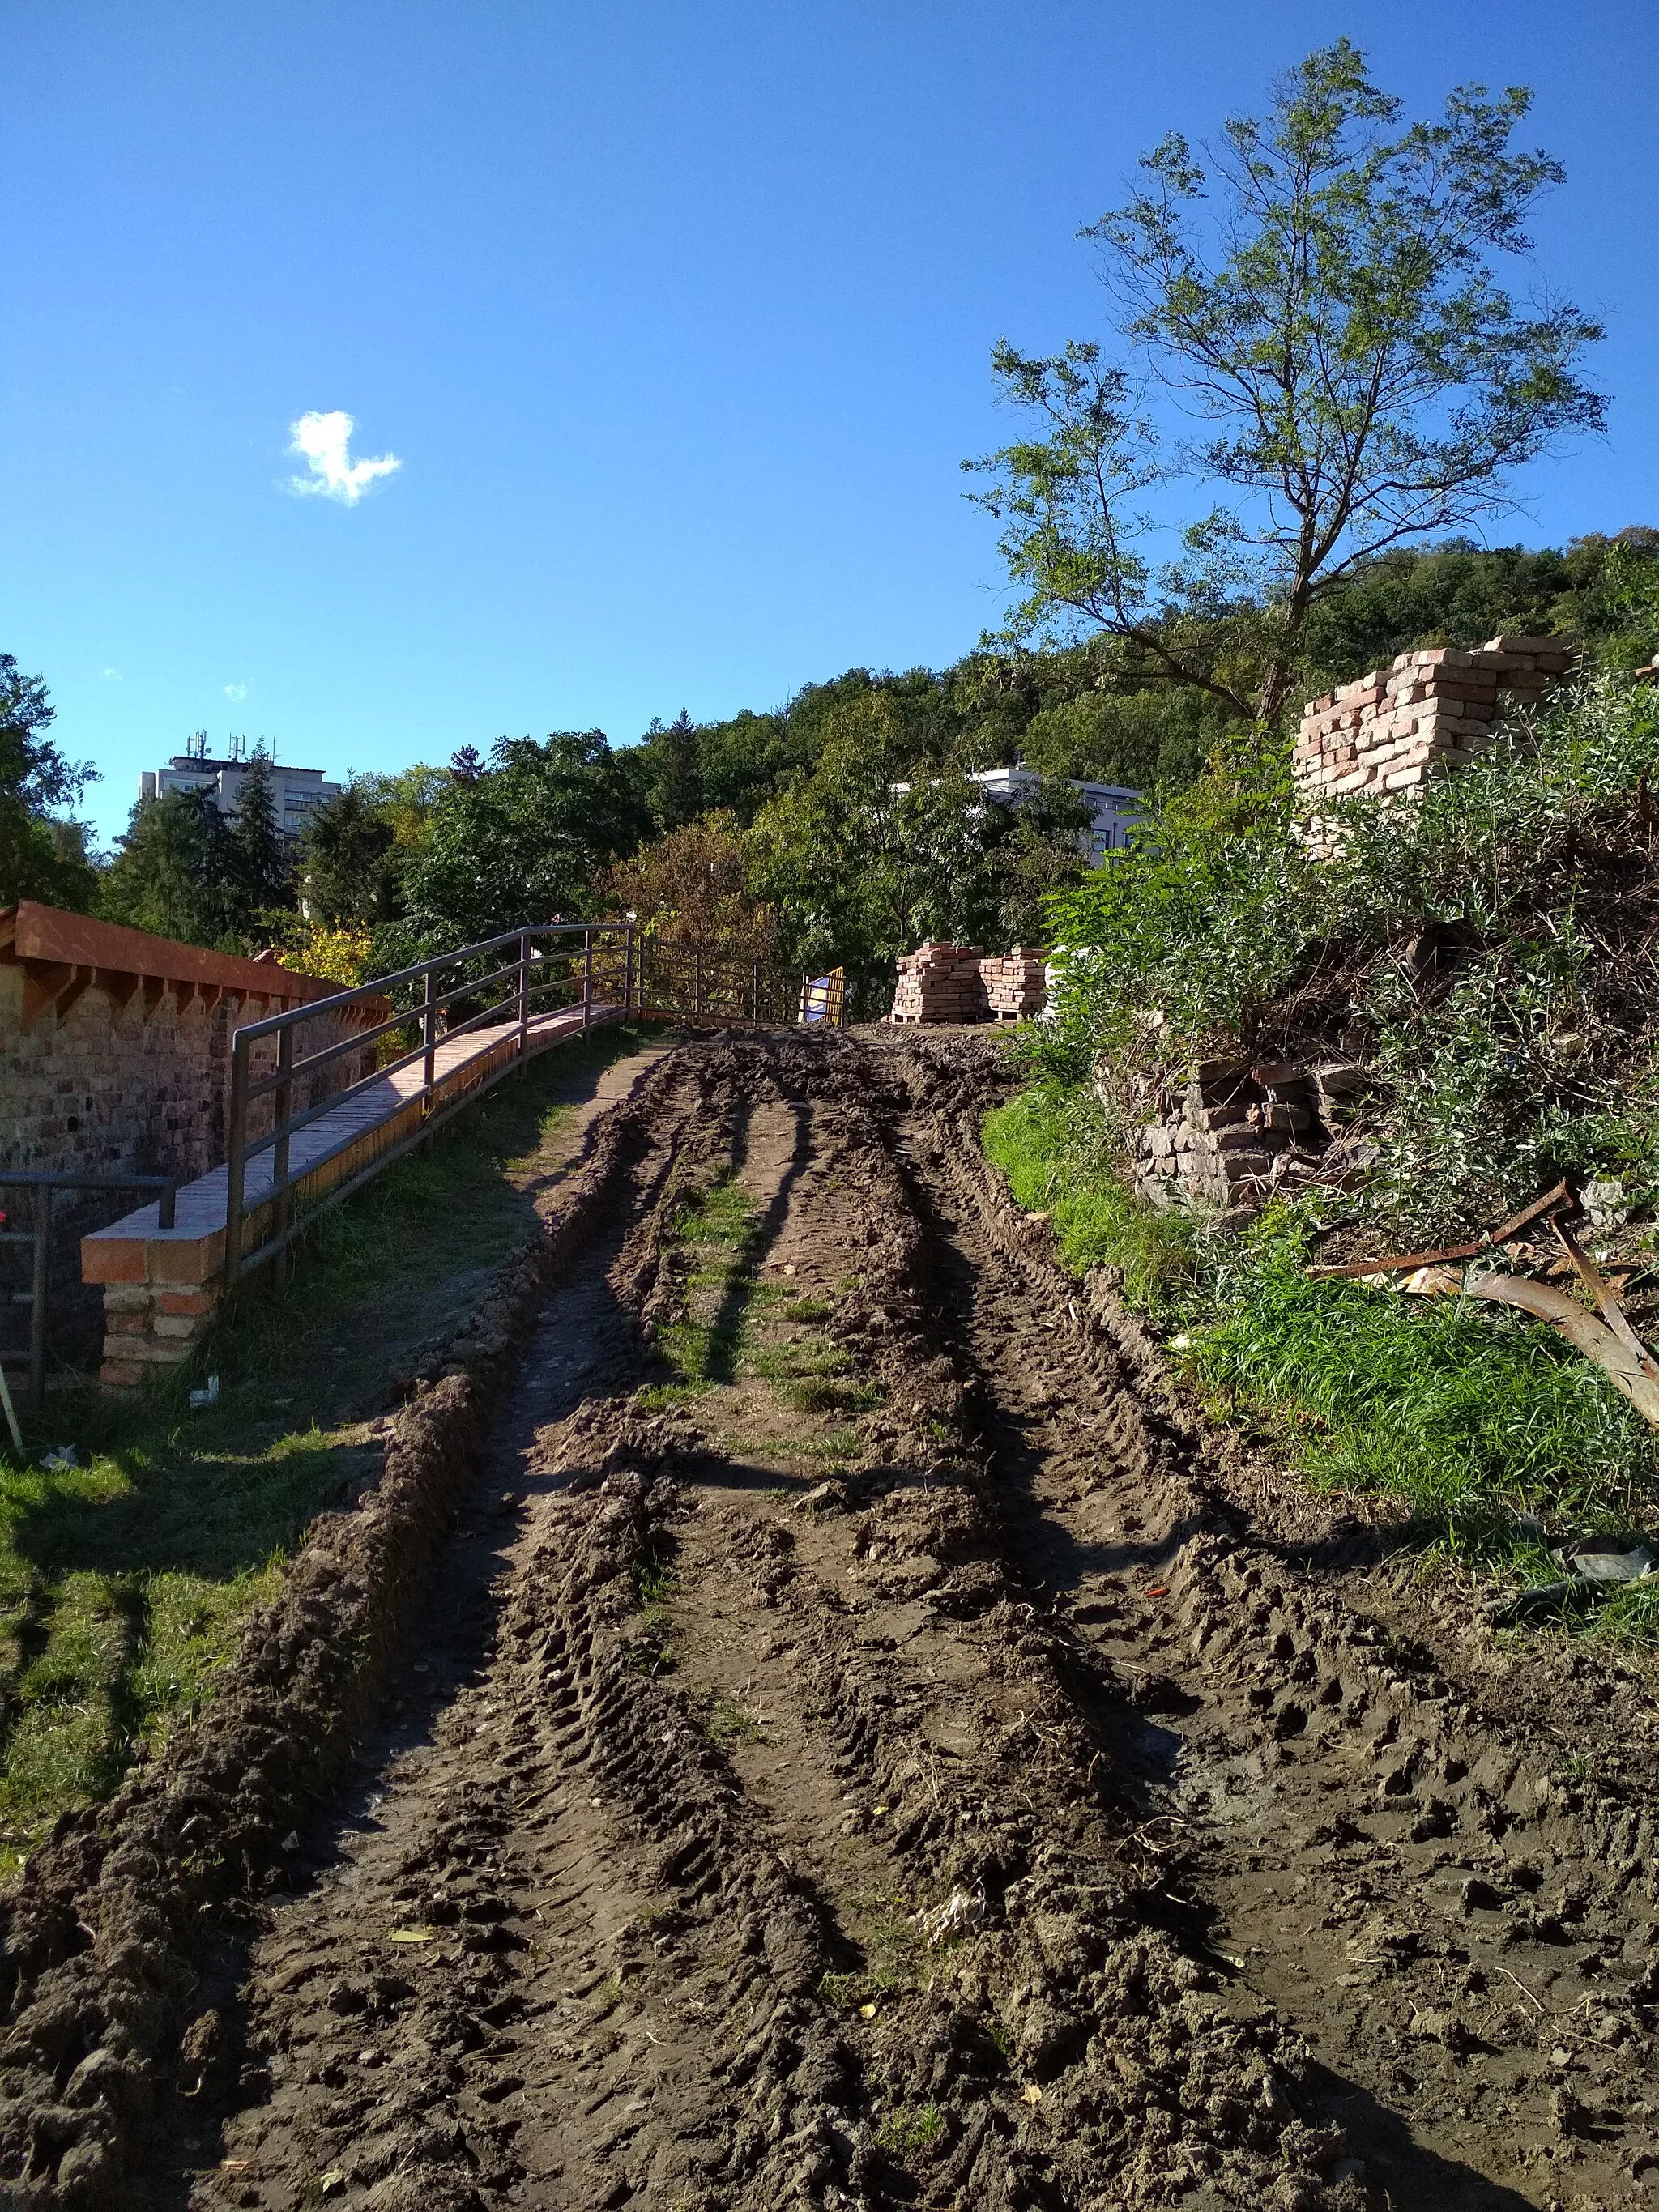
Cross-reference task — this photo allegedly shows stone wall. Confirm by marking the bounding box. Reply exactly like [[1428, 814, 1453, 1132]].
[[1, 903, 381, 1369]]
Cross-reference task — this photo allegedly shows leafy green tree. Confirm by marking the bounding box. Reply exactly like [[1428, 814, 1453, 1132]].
[[748, 693, 1088, 999], [968, 42, 1606, 731], [390, 731, 652, 953], [301, 784, 400, 927], [1019, 685, 1217, 794], [0, 654, 100, 910]]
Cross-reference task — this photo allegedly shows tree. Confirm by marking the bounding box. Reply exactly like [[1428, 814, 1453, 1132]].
[[227, 752, 294, 929], [301, 783, 400, 927], [100, 789, 240, 945], [391, 731, 652, 953], [747, 693, 1089, 997], [603, 814, 775, 961], [967, 42, 1606, 731], [0, 654, 100, 910], [644, 710, 702, 829]]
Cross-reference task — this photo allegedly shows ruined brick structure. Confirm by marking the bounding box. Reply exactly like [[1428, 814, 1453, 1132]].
[[1129, 1059, 1372, 1216], [1293, 635, 1576, 847], [1127, 637, 1580, 1213]]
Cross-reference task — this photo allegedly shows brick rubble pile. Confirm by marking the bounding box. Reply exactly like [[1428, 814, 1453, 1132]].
[[1294, 636, 1576, 839], [890, 943, 988, 1024], [1132, 1059, 1373, 1214], [889, 943, 1053, 1024]]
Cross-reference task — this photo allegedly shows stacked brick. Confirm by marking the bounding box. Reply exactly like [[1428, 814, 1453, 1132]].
[[889, 944, 989, 1024], [982, 948, 1048, 1022], [1132, 1060, 1321, 1213], [1294, 636, 1576, 842]]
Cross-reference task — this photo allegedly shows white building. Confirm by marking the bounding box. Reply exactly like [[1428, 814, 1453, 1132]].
[[139, 738, 341, 843], [970, 768, 1145, 866]]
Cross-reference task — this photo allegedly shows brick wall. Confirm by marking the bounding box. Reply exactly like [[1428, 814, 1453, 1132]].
[[1, 904, 380, 1369], [1294, 636, 1576, 846]]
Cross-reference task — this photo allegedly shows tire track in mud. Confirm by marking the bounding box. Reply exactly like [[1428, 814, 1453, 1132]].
[[36, 1025, 1657, 2212], [875, 1028, 1659, 2210]]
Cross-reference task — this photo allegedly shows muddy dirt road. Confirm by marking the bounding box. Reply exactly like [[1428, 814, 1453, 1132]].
[[7, 1029, 1659, 2211]]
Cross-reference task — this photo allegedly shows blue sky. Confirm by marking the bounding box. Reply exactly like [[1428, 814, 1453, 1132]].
[[4, 1, 1656, 846]]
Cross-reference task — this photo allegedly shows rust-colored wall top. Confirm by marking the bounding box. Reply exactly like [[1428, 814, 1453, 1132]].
[[2, 900, 347, 1004]]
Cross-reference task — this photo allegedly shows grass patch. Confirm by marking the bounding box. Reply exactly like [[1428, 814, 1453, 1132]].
[[0, 1025, 659, 1869], [983, 1087, 1659, 1632], [687, 1686, 767, 1745], [983, 1088, 1204, 1317], [656, 1178, 769, 1388], [1189, 1226, 1656, 1528], [876, 2105, 945, 2158]]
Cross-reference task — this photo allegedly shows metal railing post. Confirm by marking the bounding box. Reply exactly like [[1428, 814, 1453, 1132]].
[[28, 1187, 50, 1416], [272, 1021, 294, 1245], [582, 928, 594, 1028], [518, 932, 532, 1054], [752, 957, 760, 1029], [225, 1031, 249, 1285], [625, 923, 635, 1016], [423, 961, 438, 1110], [693, 945, 702, 1021]]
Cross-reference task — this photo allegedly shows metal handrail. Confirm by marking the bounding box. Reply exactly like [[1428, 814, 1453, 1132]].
[[0, 1172, 179, 1414], [224, 921, 632, 1284], [220, 922, 846, 1288]]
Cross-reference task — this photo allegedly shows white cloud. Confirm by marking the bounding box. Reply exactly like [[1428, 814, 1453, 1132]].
[[101, 667, 122, 680], [224, 682, 249, 702], [287, 409, 402, 505]]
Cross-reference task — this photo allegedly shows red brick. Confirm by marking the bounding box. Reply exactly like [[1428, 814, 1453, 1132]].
[[81, 1238, 147, 1284]]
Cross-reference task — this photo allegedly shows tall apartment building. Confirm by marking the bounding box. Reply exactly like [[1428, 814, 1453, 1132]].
[[139, 738, 341, 842]]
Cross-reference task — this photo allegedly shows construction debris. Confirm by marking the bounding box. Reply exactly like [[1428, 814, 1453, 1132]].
[[889, 943, 987, 1024], [1306, 1179, 1577, 1280], [1463, 1272, 1659, 1427]]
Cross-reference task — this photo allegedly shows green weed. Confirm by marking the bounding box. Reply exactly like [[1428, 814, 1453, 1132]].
[[876, 2105, 945, 2157]]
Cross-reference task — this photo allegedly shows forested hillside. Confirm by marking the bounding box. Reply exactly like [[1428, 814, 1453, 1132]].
[[7, 528, 1657, 1012]]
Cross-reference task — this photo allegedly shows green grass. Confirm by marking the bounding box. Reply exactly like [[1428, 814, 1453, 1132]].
[[687, 1686, 767, 1744], [1190, 1228, 1656, 1525], [876, 2105, 945, 2158], [983, 1087, 1659, 1634], [0, 1024, 658, 1869], [983, 1088, 1205, 1316], [656, 1178, 770, 1387]]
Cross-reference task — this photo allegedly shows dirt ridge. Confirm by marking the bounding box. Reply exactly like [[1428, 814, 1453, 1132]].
[[0, 1047, 684, 2208]]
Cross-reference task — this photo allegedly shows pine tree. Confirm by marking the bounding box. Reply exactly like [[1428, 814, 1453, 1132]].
[[650, 710, 702, 829], [228, 752, 294, 933]]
